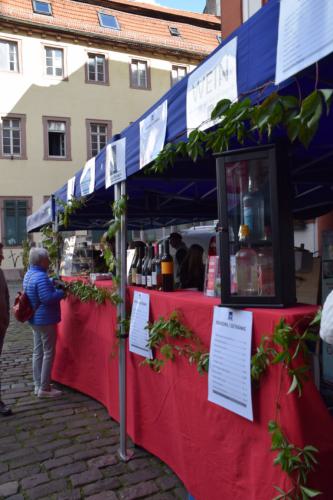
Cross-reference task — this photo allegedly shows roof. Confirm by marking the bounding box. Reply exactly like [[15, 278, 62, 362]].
[[0, 0, 221, 57]]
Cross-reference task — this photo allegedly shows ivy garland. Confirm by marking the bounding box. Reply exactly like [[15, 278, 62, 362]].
[[147, 89, 333, 175], [141, 311, 209, 374], [66, 280, 122, 306], [41, 224, 63, 272], [57, 197, 87, 229]]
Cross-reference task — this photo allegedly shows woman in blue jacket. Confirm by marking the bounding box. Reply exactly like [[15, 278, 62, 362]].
[[23, 248, 65, 398]]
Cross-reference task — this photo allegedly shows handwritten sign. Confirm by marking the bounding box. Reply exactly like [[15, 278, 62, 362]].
[[208, 306, 253, 421]]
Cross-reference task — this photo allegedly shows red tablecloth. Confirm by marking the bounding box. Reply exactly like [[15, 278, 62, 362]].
[[53, 283, 333, 500]]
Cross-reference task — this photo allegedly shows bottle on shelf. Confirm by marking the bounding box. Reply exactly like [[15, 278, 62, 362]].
[[135, 246, 144, 286], [151, 243, 159, 289], [235, 224, 258, 296], [129, 245, 139, 285], [229, 225, 238, 295], [161, 239, 174, 292], [242, 163, 265, 241], [146, 244, 154, 289], [257, 227, 275, 296], [141, 244, 149, 287]]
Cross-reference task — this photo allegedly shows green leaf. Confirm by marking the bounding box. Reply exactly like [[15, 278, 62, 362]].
[[268, 420, 279, 433], [287, 374, 298, 395], [287, 116, 301, 142], [300, 486, 322, 498], [319, 88, 333, 115], [303, 445, 319, 453], [211, 98, 231, 120]]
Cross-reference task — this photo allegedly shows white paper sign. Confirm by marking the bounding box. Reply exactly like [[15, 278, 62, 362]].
[[208, 306, 253, 421], [80, 157, 95, 196], [276, 0, 333, 84], [140, 100, 168, 169], [186, 37, 238, 134], [105, 138, 127, 189], [129, 291, 152, 359], [67, 176, 75, 203]]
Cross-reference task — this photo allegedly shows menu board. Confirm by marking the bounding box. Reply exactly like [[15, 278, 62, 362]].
[[129, 291, 153, 359], [208, 306, 253, 421]]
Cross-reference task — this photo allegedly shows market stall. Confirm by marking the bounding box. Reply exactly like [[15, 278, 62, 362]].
[[27, 0, 333, 498], [52, 283, 333, 499]]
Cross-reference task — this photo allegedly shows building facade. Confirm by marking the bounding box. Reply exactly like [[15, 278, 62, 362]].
[[0, 0, 220, 276], [221, 0, 267, 39]]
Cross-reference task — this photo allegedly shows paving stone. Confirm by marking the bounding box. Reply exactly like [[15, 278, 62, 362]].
[[118, 480, 160, 499], [42, 455, 73, 470], [127, 458, 152, 471], [82, 477, 121, 496], [25, 479, 68, 499], [76, 432, 103, 443], [120, 467, 162, 486], [70, 468, 103, 487], [50, 461, 87, 479], [103, 462, 129, 478], [174, 486, 188, 499], [54, 444, 84, 458], [86, 492, 118, 500], [21, 473, 49, 489], [0, 464, 40, 482], [147, 494, 175, 500], [6, 494, 25, 500], [9, 451, 52, 469], [35, 438, 72, 452], [33, 424, 66, 436], [0, 481, 19, 496], [72, 448, 105, 461], [57, 489, 82, 500], [156, 475, 182, 491], [87, 454, 118, 469], [0, 462, 9, 474]]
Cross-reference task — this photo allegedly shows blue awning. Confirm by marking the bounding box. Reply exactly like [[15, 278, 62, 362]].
[[27, 0, 333, 232]]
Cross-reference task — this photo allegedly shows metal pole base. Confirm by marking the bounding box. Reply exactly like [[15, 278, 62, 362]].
[[118, 447, 134, 462]]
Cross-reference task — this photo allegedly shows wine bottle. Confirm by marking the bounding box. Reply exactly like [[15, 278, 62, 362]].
[[146, 244, 154, 289], [235, 224, 258, 296], [151, 243, 158, 289], [130, 245, 139, 285], [242, 164, 265, 241], [136, 246, 144, 286], [161, 239, 174, 292], [141, 245, 149, 287]]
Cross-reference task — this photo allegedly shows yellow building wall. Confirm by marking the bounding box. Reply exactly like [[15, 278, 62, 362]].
[[0, 31, 195, 272]]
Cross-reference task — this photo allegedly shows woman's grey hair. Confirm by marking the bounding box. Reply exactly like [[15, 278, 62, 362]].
[[29, 247, 49, 266]]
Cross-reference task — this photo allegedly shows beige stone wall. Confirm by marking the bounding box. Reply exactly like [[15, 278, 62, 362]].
[[0, 30, 195, 272]]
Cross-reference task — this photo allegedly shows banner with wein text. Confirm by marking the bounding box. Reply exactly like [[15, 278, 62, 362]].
[[186, 37, 238, 134]]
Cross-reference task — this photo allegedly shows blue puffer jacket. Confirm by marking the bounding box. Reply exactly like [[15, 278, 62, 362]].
[[23, 266, 64, 326]]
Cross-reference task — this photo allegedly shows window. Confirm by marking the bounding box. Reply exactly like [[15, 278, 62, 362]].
[[43, 116, 71, 160], [216, 34, 222, 44], [171, 65, 187, 86], [86, 53, 109, 85], [32, 1, 52, 15], [242, 0, 262, 22], [169, 26, 180, 37], [45, 46, 64, 77], [0, 114, 27, 159], [0, 40, 19, 72], [130, 59, 150, 90], [86, 119, 112, 159], [3, 200, 28, 246], [98, 12, 120, 30]]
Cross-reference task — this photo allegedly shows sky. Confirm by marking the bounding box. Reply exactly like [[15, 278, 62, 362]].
[[133, 0, 207, 13]]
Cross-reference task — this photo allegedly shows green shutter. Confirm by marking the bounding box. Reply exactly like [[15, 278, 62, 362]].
[[4, 200, 27, 246]]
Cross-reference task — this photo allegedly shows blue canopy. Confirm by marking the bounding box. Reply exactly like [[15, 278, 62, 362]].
[[27, 0, 333, 232]]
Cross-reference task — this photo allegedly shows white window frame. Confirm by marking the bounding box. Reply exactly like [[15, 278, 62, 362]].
[[130, 59, 150, 90], [0, 39, 19, 72], [44, 45, 64, 78], [171, 65, 187, 86], [88, 53, 106, 83], [242, 0, 262, 22]]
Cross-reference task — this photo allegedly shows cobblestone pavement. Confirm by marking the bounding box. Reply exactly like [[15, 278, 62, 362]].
[[0, 283, 187, 500]]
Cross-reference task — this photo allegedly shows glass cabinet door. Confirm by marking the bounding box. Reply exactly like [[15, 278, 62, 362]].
[[224, 158, 275, 297]]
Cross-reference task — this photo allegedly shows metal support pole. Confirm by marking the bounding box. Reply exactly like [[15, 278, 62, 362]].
[[117, 181, 132, 461]]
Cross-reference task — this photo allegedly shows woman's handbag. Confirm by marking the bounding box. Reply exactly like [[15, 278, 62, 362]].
[[12, 273, 39, 322]]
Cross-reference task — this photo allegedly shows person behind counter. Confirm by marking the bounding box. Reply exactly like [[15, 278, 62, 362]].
[[179, 244, 205, 291], [169, 232, 187, 285]]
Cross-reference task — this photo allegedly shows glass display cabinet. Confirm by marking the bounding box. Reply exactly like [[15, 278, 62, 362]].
[[216, 144, 296, 307]]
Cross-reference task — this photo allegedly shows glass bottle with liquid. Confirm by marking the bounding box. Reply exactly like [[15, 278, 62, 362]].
[[146, 244, 154, 289], [161, 239, 174, 292], [235, 224, 258, 296], [130, 245, 139, 285], [243, 165, 265, 241], [135, 246, 144, 286], [141, 245, 149, 287], [257, 227, 275, 296]]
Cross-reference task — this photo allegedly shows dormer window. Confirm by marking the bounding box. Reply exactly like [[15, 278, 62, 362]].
[[216, 34, 222, 44], [32, 1, 52, 16], [169, 26, 180, 37], [98, 12, 120, 30]]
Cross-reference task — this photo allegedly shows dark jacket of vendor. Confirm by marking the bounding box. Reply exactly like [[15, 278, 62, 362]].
[[23, 264, 64, 326]]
